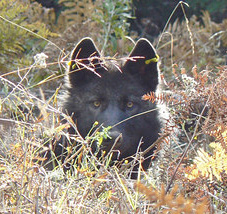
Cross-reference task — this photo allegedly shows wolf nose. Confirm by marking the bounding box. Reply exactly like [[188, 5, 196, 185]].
[[108, 131, 123, 147]]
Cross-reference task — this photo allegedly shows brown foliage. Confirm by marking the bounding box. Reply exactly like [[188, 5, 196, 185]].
[[135, 182, 209, 213]]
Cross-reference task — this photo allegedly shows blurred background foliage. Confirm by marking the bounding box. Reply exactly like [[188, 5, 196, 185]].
[[0, 0, 226, 83], [0, 0, 58, 73]]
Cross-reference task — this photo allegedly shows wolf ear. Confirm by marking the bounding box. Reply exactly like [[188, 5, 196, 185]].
[[68, 37, 104, 87], [123, 38, 159, 91]]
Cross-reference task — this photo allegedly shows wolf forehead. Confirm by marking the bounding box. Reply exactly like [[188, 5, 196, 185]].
[[65, 37, 160, 93]]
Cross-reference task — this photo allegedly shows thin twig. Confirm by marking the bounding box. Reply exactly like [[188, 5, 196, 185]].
[[0, 15, 65, 55]]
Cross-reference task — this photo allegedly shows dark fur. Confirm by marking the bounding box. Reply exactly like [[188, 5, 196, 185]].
[[50, 38, 162, 176]]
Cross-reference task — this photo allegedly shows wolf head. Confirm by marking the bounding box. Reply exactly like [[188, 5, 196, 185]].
[[64, 37, 161, 170]]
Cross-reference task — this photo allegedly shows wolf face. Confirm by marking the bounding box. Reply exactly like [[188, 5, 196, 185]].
[[62, 37, 161, 174]]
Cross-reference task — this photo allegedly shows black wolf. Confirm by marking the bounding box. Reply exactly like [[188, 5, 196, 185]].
[[50, 37, 162, 176]]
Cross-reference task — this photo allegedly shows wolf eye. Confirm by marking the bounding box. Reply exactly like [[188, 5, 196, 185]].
[[93, 100, 101, 108], [126, 101, 134, 108]]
